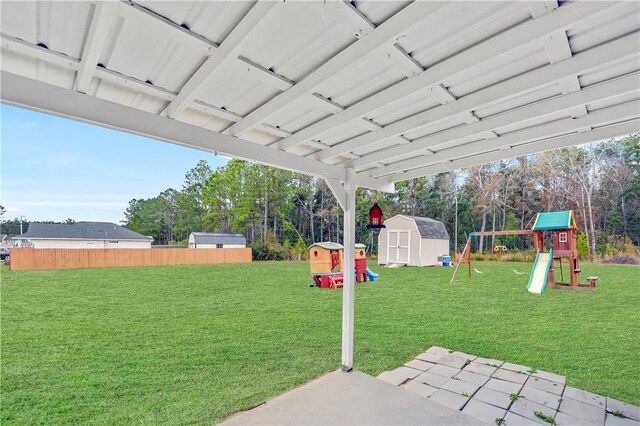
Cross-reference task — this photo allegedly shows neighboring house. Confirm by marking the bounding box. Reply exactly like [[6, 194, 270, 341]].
[[13, 222, 153, 249], [0, 234, 13, 248], [378, 215, 450, 267], [188, 232, 246, 249]]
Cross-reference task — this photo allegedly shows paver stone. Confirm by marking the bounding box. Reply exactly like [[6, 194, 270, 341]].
[[564, 386, 606, 409], [414, 371, 450, 388], [464, 362, 498, 377], [377, 371, 408, 386], [555, 411, 599, 426], [475, 357, 504, 367], [606, 412, 640, 426], [441, 378, 480, 397], [377, 366, 421, 386], [493, 368, 528, 384], [607, 398, 640, 422], [415, 351, 444, 363], [519, 385, 563, 410], [404, 359, 435, 371], [504, 411, 544, 425], [428, 389, 470, 411], [502, 362, 532, 374], [485, 377, 523, 395], [559, 396, 606, 424], [452, 351, 478, 361], [429, 363, 462, 378], [526, 376, 564, 396], [531, 370, 566, 384], [455, 370, 490, 387], [509, 398, 557, 425], [425, 346, 451, 356], [473, 387, 513, 410], [462, 399, 507, 424], [438, 353, 470, 369], [401, 380, 438, 398]]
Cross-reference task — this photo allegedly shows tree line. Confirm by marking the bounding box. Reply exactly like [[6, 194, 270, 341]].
[[119, 134, 639, 261]]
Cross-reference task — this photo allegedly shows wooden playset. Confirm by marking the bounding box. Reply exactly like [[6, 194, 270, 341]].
[[308, 242, 378, 289], [450, 210, 596, 293]]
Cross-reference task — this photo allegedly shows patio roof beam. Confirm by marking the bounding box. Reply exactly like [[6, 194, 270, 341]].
[[529, 1, 560, 19], [342, 31, 640, 166], [383, 43, 424, 78], [318, 31, 639, 162], [0, 33, 177, 102], [363, 72, 640, 175], [371, 100, 640, 179], [73, 1, 119, 94], [119, 0, 218, 56], [324, 0, 374, 39], [389, 119, 639, 182], [161, 2, 278, 119], [1, 34, 253, 120], [0, 71, 394, 193], [235, 56, 294, 92], [274, 1, 613, 152], [190, 100, 244, 123], [224, 1, 448, 138]]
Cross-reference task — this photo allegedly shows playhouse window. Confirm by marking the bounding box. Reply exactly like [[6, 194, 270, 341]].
[[372, 217, 379, 225], [559, 232, 568, 243]]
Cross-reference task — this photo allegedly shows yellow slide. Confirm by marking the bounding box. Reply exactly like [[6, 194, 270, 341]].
[[526, 249, 553, 295]]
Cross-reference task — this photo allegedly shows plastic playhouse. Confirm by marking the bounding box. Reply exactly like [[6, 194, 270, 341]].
[[308, 242, 378, 289]]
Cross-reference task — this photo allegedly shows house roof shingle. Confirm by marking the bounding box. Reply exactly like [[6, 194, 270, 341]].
[[14, 222, 153, 241]]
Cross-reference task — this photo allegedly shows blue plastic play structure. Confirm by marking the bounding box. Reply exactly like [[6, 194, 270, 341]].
[[366, 267, 379, 282]]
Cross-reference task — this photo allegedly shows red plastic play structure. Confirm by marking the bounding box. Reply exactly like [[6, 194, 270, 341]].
[[308, 242, 372, 289]]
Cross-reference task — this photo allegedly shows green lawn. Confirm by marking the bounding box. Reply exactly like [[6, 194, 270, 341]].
[[2, 261, 639, 424]]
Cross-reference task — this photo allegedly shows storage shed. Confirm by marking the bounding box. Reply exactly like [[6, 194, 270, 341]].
[[378, 215, 449, 267], [188, 233, 246, 249]]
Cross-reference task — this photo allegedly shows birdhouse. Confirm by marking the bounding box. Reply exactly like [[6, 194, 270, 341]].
[[366, 202, 385, 229]]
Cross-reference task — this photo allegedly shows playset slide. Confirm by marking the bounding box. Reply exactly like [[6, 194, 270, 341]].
[[366, 267, 379, 282], [526, 249, 553, 294]]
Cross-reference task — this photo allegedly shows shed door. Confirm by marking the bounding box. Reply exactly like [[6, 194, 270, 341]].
[[388, 230, 410, 264]]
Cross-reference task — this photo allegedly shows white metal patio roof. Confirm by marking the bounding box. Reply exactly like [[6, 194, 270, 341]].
[[1, 1, 639, 192]]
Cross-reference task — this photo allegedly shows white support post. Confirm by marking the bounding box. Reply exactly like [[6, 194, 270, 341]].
[[341, 169, 356, 372]]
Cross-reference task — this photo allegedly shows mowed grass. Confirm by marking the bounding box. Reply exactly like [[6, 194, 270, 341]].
[[1, 261, 639, 424]]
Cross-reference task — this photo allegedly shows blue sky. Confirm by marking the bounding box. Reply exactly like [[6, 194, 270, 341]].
[[1, 105, 228, 223]]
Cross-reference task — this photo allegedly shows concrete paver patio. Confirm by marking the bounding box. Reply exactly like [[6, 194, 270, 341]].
[[221, 369, 483, 425], [378, 346, 640, 426]]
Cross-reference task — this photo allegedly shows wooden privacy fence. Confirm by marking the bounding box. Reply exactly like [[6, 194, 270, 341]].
[[9, 248, 252, 271]]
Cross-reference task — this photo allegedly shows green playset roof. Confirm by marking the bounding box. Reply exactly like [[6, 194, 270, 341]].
[[532, 210, 577, 231], [308, 242, 366, 250]]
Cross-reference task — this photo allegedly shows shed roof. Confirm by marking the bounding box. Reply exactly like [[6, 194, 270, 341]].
[[387, 215, 450, 240], [14, 222, 153, 241], [532, 211, 577, 231], [1, 1, 638, 192], [190, 232, 246, 246]]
